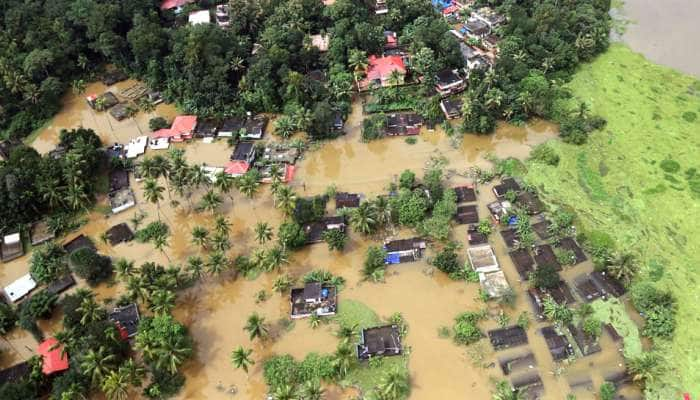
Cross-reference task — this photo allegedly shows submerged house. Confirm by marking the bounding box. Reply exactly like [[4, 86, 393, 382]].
[[38, 338, 69, 375], [385, 113, 423, 136], [487, 200, 513, 223], [86, 92, 118, 111], [193, 119, 218, 138], [335, 192, 361, 209], [464, 18, 490, 38], [303, 216, 346, 244], [30, 221, 55, 247], [219, 115, 268, 139], [290, 282, 338, 319], [109, 303, 140, 339], [1, 233, 24, 262], [262, 145, 300, 164], [383, 238, 426, 264], [231, 141, 257, 165], [440, 98, 463, 119], [435, 69, 466, 97], [467, 244, 499, 273], [4, 274, 36, 303], [357, 325, 402, 360], [106, 223, 134, 246], [109, 188, 136, 214], [480, 270, 510, 298], [493, 177, 521, 198]]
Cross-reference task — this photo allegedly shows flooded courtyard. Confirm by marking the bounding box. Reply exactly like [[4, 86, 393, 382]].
[[0, 86, 641, 400]]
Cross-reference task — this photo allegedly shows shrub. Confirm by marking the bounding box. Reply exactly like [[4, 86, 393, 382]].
[[477, 220, 492, 236], [69, 247, 114, 285], [453, 311, 486, 345], [361, 115, 385, 141], [529, 264, 560, 290], [396, 189, 428, 227], [278, 221, 307, 250], [582, 316, 602, 339], [263, 355, 299, 392], [529, 143, 560, 166], [422, 189, 457, 241], [543, 296, 573, 324], [631, 283, 676, 338], [431, 243, 460, 274], [293, 196, 327, 225], [144, 371, 185, 399], [20, 290, 58, 320], [322, 228, 347, 251], [399, 170, 416, 189], [298, 353, 336, 382], [148, 117, 170, 131], [599, 382, 615, 400], [135, 221, 169, 243], [362, 246, 387, 282], [29, 242, 68, 284], [405, 137, 417, 145], [0, 303, 17, 334]]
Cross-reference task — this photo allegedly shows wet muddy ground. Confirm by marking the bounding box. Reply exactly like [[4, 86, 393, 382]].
[[0, 88, 641, 399]]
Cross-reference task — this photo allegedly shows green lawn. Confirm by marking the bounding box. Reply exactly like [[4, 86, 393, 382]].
[[524, 44, 700, 398]]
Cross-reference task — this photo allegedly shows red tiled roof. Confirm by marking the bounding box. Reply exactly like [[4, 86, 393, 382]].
[[171, 115, 197, 135], [224, 161, 250, 176], [366, 55, 406, 81], [152, 128, 176, 139], [284, 165, 295, 183], [38, 338, 69, 375], [443, 5, 459, 14], [160, 0, 193, 10]]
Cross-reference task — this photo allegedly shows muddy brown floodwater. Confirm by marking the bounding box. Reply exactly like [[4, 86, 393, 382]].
[[620, 0, 700, 77], [1, 89, 637, 400]]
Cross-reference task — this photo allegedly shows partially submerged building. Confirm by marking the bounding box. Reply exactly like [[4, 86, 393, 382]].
[[125, 136, 148, 159], [38, 338, 69, 375], [384, 237, 427, 264], [303, 216, 346, 244], [216, 4, 230, 27], [86, 92, 118, 111], [63, 234, 96, 254], [454, 204, 478, 224], [46, 274, 76, 296], [533, 244, 560, 271], [290, 282, 337, 319], [479, 270, 510, 298], [101, 70, 128, 86], [509, 248, 535, 281], [488, 325, 528, 351], [262, 144, 299, 164], [360, 55, 406, 90], [105, 223, 134, 246], [557, 237, 587, 265], [385, 113, 423, 136], [231, 141, 257, 164], [493, 177, 521, 198], [109, 168, 129, 193], [109, 303, 140, 339], [440, 98, 463, 119], [435, 69, 466, 97], [467, 245, 499, 273], [193, 119, 219, 138], [540, 326, 574, 362], [357, 325, 402, 360], [219, 115, 268, 139], [1, 233, 24, 262], [109, 188, 136, 214], [30, 221, 55, 247], [4, 274, 36, 303], [499, 352, 536, 376], [487, 200, 512, 223], [109, 103, 132, 121], [335, 192, 361, 209], [467, 225, 488, 246], [453, 185, 476, 203], [188, 9, 211, 25]]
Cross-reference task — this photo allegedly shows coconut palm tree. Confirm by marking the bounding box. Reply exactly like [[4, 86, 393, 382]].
[[377, 367, 410, 400], [189, 164, 211, 191], [387, 69, 403, 99], [153, 231, 171, 262], [237, 171, 261, 198], [101, 368, 130, 400], [263, 246, 288, 272], [491, 380, 525, 400], [230, 346, 254, 374], [332, 344, 354, 378], [275, 186, 297, 216], [627, 353, 662, 386], [273, 384, 297, 400], [78, 296, 104, 326], [126, 277, 149, 304], [605, 252, 638, 286], [254, 222, 273, 245], [348, 49, 368, 82], [207, 251, 228, 275], [244, 313, 268, 341], [81, 346, 117, 387], [120, 358, 145, 387], [210, 232, 231, 252], [149, 289, 176, 315], [186, 256, 205, 281], [372, 196, 390, 229], [250, 248, 267, 271], [114, 259, 136, 282], [214, 170, 236, 203], [349, 202, 378, 235], [199, 189, 223, 215], [299, 380, 324, 400], [275, 115, 296, 139], [191, 226, 209, 251], [336, 324, 358, 346], [214, 215, 231, 237], [143, 178, 165, 220], [272, 274, 294, 293]]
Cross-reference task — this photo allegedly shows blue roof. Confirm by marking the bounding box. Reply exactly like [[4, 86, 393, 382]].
[[432, 0, 452, 10]]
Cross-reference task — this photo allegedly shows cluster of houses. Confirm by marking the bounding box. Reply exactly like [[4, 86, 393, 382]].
[[480, 177, 634, 399], [159, 0, 231, 27]]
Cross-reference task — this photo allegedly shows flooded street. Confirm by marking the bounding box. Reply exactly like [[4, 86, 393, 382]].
[[0, 87, 638, 400], [620, 0, 700, 77]]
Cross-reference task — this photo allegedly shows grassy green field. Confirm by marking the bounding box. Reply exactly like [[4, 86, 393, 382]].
[[524, 44, 700, 398]]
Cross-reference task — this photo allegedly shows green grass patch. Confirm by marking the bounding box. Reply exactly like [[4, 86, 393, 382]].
[[524, 44, 700, 397], [334, 299, 381, 329], [591, 298, 642, 359]]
